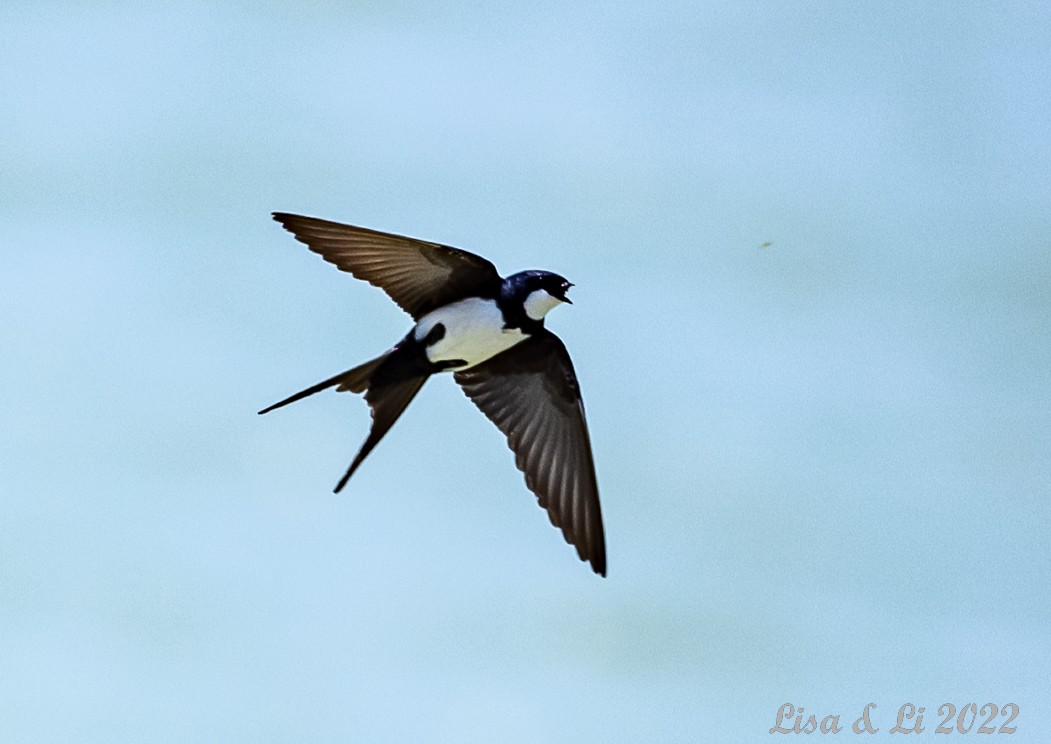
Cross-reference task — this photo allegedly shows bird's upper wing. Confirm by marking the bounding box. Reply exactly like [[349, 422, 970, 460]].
[[272, 213, 503, 320], [454, 330, 606, 576]]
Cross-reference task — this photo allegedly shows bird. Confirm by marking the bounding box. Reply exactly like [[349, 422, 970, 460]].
[[259, 213, 606, 576]]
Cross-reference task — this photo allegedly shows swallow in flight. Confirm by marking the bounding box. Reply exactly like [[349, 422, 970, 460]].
[[260, 213, 606, 575]]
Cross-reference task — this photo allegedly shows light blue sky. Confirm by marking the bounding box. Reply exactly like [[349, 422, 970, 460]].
[[3, 2, 1049, 742]]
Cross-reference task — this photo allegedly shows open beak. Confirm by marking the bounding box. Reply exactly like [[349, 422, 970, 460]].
[[559, 282, 574, 304]]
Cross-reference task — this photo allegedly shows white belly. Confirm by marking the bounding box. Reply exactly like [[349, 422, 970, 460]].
[[415, 298, 527, 369]]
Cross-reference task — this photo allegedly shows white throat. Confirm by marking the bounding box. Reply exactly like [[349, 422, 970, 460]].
[[523, 289, 563, 321]]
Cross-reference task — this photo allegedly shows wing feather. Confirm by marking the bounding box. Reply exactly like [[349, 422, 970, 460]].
[[272, 213, 502, 319], [455, 331, 606, 576]]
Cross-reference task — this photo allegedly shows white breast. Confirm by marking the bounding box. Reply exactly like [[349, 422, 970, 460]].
[[414, 298, 527, 369]]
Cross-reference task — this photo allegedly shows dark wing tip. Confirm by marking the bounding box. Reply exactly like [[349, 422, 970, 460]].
[[271, 211, 307, 231], [272, 211, 328, 232], [555, 503, 606, 577], [581, 529, 607, 577], [592, 553, 608, 577]]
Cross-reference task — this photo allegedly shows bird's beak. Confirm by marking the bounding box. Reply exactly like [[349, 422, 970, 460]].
[[559, 282, 574, 304]]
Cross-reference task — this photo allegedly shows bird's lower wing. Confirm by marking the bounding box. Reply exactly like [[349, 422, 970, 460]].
[[454, 331, 606, 576]]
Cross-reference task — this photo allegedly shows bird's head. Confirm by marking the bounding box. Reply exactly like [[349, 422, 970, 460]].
[[508, 270, 574, 320]]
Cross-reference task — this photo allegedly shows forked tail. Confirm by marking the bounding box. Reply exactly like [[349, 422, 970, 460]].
[[260, 344, 432, 492], [257, 354, 388, 415], [333, 373, 428, 492]]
